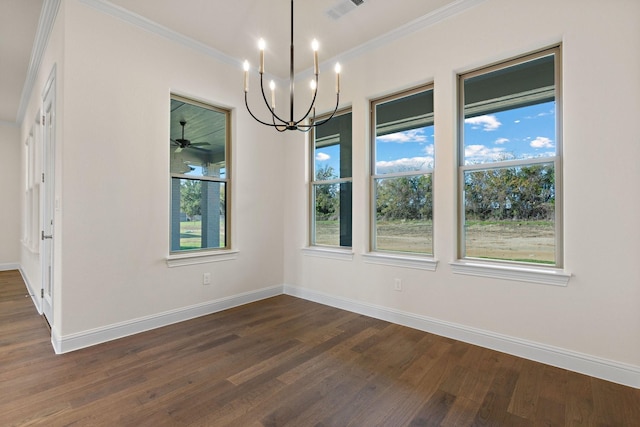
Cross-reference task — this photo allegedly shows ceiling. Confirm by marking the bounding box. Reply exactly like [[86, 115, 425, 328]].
[[0, 0, 474, 125]]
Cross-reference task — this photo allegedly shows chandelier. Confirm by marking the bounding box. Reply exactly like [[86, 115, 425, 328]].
[[243, 0, 341, 132]]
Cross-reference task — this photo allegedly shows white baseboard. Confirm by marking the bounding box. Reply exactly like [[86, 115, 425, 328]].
[[18, 267, 43, 314], [54, 285, 283, 354], [0, 262, 19, 271], [284, 284, 640, 389]]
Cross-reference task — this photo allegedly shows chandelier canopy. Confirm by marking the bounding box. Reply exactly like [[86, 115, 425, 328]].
[[243, 0, 341, 132]]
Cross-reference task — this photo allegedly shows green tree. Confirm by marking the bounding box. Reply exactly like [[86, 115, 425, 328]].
[[464, 165, 555, 221], [180, 180, 201, 219], [315, 165, 339, 220], [376, 174, 432, 221]]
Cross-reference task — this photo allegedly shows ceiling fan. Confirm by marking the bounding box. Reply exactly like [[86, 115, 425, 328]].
[[171, 120, 210, 153]]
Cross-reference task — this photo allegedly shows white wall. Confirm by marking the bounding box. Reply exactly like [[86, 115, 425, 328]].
[[284, 0, 640, 376], [0, 123, 21, 268], [43, 0, 285, 337]]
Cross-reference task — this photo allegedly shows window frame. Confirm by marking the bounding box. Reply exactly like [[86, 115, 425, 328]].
[[457, 45, 563, 268], [169, 94, 231, 255], [309, 107, 353, 249], [370, 84, 436, 257]]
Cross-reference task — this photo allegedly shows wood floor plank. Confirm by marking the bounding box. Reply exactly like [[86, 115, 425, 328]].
[[2, 269, 640, 426]]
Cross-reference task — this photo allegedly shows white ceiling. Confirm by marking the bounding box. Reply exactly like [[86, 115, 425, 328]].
[[0, 0, 472, 124]]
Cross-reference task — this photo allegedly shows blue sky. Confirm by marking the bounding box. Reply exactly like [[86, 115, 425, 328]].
[[314, 101, 556, 177], [463, 101, 556, 165]]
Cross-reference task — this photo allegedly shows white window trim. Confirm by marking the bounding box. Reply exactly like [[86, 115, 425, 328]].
[[363, 252, 438, 271], [370, 84, 436, 257], [457, 46, 563, 271], [309, 108, 353, 249], [166, 250, 239, 268], [450, 260, 570, 286], [169, 94, 231, 254], [302, 246, 354, 261]]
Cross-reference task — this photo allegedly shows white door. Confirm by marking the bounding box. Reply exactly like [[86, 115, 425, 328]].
[[41, 73, 55, 325]]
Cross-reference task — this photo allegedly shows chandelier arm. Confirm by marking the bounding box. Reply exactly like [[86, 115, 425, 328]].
[[291, 74, 319, 127], [245, 92, 288, 128], [298, 93, 341, 129], [259, 74, 289, 125], [272, 113, 289, 132]]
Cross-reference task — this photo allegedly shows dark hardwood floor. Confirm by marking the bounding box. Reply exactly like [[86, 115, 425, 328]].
[[1, 269, 639, 426]]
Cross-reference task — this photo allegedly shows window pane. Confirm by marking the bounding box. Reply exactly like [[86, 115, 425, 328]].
[[314, 111, 352, 179], [171, 178, 226, 251], [464, 163, 555, 263], [374, 174, 433, 254], [311, 109, 352, 248], [170, 95, 229, 253], [375, 89, 434, 175], [170, 99, 227, 178], [459, 48, 561, 266], [463, 54, 556, 165], [312, 181, 352, 247]]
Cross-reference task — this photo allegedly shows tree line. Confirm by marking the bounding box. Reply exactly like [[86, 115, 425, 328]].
[[315, 163, 555, 222]]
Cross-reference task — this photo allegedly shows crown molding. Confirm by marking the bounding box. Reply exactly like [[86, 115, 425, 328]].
[[301, 0, 488, 79], [78, 0, 242, 69], [81, 0, 486, 83], [16, 0, 61, 126]]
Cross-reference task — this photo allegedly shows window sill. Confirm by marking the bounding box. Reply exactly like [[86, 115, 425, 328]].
[[166, 250, 239, 268], [450, 260, 571, 286], [302, 247, 354, 261], [363, 252, 438, 271]]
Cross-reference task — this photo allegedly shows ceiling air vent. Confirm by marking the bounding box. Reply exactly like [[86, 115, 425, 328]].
[[325, 0, 364, 20]]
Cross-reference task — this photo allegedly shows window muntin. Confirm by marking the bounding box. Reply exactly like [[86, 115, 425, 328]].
[[310, 109, 352, 247], [371, 86, 434, 255], [459, 47, 561, 266], [170, 96, 230, 253]]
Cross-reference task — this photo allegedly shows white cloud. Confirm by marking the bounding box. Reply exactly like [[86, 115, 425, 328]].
[[377, 129, 428, 143], [315, 152, 330, 161], [530, 136, 554, 149], [494, 138, 509, 145], [424, 144, 435, 156], [376, 156, 433, 174], [464, 144, 507, 164], [464, 115, 502, 131]]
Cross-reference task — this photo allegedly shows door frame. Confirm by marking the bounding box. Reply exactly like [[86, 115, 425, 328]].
[[41, 67, 56, 326]]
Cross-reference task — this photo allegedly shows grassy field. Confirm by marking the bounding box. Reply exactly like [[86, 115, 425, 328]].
[[465, 220, 554, 263], [315, 219, 554, 263], [178, 220, 225, 250]]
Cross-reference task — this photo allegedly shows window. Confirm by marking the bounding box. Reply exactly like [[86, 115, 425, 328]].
[[458, 46, 561, 266], [310, 109, 352, 247], [371, 85, 434, 255], [170, 96, 230, 252]]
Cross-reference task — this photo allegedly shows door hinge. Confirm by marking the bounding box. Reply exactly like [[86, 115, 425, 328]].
[[42, 115, 45, 126], [41, 289, 44, 298], [42, 173, 45, 183]]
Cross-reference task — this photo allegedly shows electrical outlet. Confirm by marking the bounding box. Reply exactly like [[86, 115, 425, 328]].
[[203, 272, 211, 285], [394, 278, 402, 291]]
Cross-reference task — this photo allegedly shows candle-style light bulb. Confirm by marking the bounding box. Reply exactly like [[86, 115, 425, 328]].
[[334, 62, 341, 94], [258, 38, 266, 74], [243, 60, 250, 92], [269, 80, 276, 108], [311, 39, 319, 75]]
